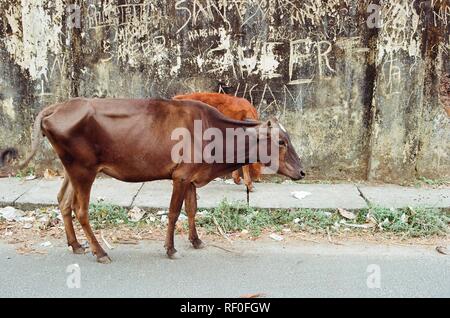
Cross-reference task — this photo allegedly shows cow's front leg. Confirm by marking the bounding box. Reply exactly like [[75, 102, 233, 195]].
[[242, 165, 255, 192], [165, 180, 188, 258], [250, 163, 262, 183], [75, 188, 110, 264], [184, 183, 205, 249]]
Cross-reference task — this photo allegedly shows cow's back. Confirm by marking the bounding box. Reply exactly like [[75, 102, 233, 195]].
[[41, 98, 218, 182], [174, 93, 259, 121]]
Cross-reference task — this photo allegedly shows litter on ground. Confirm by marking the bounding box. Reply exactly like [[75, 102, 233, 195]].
[[291, 191, 312, 200]]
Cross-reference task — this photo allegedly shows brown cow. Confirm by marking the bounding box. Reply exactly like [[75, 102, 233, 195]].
[[174, 92, 262, 192], [19, 98, 305, 263]]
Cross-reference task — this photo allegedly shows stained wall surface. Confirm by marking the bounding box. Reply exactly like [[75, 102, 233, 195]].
[[0, 0, 449, 181]]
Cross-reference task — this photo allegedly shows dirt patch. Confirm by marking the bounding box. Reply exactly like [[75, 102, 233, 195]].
[[2, 215, 448, 256]]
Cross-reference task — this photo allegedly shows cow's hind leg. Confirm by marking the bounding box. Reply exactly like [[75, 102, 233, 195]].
[[57, 174, 85, 254], [165, 179, 188, 258], [70, 169, 111, 264], [185, 183, 204, 249]]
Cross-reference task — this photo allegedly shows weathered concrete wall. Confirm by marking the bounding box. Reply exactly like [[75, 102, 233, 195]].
[[0, 0, 448, 181]]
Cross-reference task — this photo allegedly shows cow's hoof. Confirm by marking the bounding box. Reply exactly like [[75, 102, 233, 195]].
[[97, 255, 112, 264], [166, 247, 178, 259], [246, 185, 255, 192], [192, 238, 206, 249], [233, 179, 242, 185], [72, 246, 86, 255], [69, 242, 86, 255]]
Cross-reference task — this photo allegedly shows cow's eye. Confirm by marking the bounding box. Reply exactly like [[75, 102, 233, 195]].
[[279, 140, 286, 146]]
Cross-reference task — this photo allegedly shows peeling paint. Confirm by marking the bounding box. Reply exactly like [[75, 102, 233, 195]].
[[376, 1, 422, 63], [4, 0, 64, 80], [1, 97, 15, 121]]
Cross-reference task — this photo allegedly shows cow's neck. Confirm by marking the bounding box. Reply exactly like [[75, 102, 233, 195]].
[[217, 120, 270, 166]]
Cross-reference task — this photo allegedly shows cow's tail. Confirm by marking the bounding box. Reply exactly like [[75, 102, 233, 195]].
[[17, 104, 59, 170]]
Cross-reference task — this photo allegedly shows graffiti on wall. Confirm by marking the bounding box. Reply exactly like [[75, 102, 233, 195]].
[[70, 0, 372, 115], [0, 0, 438, 115]]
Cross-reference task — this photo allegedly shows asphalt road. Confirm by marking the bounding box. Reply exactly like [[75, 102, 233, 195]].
[[1, 239, 449, 298]]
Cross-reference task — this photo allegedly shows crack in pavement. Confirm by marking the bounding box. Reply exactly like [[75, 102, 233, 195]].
[[129, 183, 145, 208], [12, 179, 42, 207], [355, 185, 372, 206]]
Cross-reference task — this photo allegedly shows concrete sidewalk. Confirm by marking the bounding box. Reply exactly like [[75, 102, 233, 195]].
[[0, 177, 449, 210]]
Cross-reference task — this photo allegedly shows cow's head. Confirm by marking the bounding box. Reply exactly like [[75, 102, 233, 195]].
[[258, 118, 306, 181]]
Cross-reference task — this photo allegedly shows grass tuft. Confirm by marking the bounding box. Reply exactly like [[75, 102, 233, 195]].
[[415, 177, 449, 187], [83, 199, 449, 238], [365, 206, 449, 237], [197, 201, 342, 236], [197, 200, 449, 238], [15, 167, 36, 179], [89, 200, 130, 230]]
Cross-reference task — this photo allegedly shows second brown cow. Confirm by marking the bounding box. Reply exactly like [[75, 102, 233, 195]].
[[174, 92, 262, 192]]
